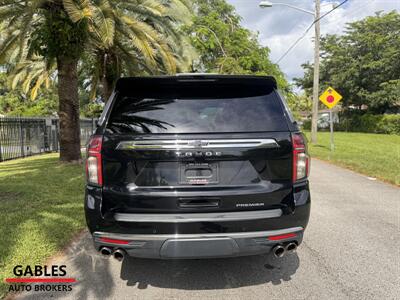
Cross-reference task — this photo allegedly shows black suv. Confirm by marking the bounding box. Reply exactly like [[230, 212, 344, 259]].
[[85, 74, 310, 261]]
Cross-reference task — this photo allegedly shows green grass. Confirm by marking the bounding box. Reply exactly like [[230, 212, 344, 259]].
[[0, 154, 86, 297], [305, 132, 400, 185]]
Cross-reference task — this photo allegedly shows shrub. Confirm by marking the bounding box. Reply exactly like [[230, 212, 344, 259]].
[[302, 114, 400, 135], [374, 114, 400, 134], [336, 114, 400, 134], [302, 119, 311, 130]]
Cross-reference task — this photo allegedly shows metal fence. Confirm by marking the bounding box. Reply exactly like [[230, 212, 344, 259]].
[[0, 117, 96, 162]]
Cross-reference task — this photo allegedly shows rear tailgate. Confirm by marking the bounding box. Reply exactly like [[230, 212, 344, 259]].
[[100, 76, 294, 215]]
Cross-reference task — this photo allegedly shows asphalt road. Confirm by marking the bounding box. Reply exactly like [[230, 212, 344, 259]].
[[17, 159, 400, 300]]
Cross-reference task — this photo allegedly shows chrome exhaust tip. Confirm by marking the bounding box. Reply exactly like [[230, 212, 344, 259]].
[[113, 249, 126, 262], [100, 247, 112, 257], [285, 242, 297, 254], [272, 245, 286, 258]]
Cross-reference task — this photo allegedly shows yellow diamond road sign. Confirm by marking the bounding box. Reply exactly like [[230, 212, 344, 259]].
[[319, 87, 342, 109]]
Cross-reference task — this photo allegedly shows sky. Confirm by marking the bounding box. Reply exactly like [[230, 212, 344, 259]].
[[226, 0, 399, 83]]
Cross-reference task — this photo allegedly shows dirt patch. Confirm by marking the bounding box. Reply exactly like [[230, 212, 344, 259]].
[[45, 229, 89, 265]]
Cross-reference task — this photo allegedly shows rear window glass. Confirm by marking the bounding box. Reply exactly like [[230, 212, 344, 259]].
[[107, 92, 288, 134]]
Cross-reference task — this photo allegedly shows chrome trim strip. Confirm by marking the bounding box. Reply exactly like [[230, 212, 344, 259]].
[[114, 209, 282, 223], [93, 227, 303, 241], [116, 138, 279, 150]]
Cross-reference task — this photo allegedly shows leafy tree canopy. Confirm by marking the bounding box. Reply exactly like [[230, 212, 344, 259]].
[[0, 70, 104, 118], [0, 72, 57, 116], [185, 0, 289, 92], [295, 11, 400, 114]]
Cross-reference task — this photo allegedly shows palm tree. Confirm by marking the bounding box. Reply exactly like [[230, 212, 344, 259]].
[[0, 0, 194, 162], [69, 0, 195, 101], [0, 0, 95, 162]]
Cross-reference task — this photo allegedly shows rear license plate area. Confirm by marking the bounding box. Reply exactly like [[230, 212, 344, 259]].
[[179, 163, 218, 185]]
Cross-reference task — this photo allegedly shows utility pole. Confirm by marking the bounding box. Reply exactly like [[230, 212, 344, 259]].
[[259, 1, 321, 143], [311, 0, 320, 144]]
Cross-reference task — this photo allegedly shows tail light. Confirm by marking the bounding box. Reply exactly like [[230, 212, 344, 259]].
[[86, 135, 103, 186], [292, 133, 310, 182]]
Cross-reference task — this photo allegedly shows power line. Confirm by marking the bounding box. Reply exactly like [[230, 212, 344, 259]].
[[323, 0, 375, 26], [276, 0, 350, 64], [275, 23, 313, 64], [314, 0, 350, 25]]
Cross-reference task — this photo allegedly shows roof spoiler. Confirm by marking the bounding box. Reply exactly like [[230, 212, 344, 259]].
[[115, 75, 278, 92]]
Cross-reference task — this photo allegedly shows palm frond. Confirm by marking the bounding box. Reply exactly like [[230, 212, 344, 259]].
[[63, 0, 93, 23], [8, 58, 56, 99], [0, 33, 20, 63], [31, 72, 48, 100]]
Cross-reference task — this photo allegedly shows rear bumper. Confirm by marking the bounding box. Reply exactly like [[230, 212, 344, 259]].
[[85, 182, 310, 258], [93, 227, 304, 259]]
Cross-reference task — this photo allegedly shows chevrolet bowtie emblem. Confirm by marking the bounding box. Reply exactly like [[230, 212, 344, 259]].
[[188, 140, 209, 148]]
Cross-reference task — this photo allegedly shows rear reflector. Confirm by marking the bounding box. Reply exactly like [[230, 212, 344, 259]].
[[268, 233, 297, 241], [99, 237, 130, 245]]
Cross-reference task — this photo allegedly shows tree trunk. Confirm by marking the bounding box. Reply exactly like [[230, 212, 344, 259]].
[[57, 56, 82, 163], [101, 51, 119, 102]]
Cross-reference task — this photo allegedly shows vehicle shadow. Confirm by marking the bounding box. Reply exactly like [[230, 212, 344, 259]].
[[120, 252, 300, 290]]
